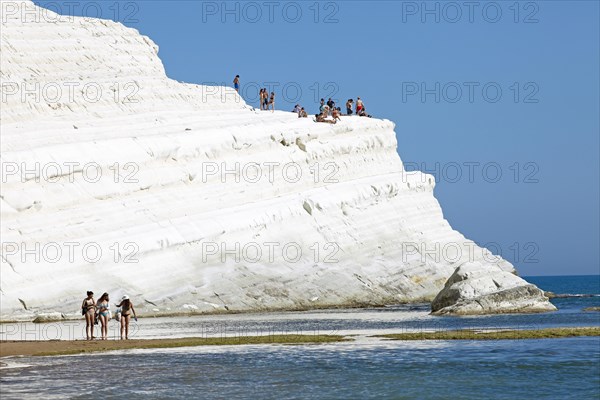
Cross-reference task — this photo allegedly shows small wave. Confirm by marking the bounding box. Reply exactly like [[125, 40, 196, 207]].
[[0, 359, 33, 370], [550, 293, 600, 298]]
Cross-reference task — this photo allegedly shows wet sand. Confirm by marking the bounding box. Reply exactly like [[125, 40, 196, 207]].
[[0, 334, 346, 358], [377, 326, 600, 341]]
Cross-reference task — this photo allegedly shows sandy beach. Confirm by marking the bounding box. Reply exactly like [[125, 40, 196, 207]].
[[0, 334, 347, 358]]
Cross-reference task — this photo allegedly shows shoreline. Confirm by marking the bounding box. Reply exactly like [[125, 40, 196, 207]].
[[0, 334, 348, 358], [0, 302, 433, 324], [2, 327, 599, 359]]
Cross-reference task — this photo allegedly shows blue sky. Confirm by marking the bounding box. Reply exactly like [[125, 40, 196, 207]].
[[35, 1, 599, 276]]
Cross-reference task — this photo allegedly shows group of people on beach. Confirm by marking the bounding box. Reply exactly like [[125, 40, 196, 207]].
[[82, 291, 137, 340]]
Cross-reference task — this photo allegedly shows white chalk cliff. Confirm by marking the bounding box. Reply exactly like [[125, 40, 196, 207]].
[[0, 1, 553, 321]]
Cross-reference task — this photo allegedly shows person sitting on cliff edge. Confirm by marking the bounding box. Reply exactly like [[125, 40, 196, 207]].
[[332, 107, 342, 121], [316, 107, 337, 124], [358, 107, 372, 118], [319, 98, 326, 114]]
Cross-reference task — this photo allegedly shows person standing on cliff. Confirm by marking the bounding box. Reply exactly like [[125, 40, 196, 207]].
[[233, 75, 240, 92], [327, 98, 335, 114], [356, 97, 364, 115], [269, 92, 275, 112], [262, 88, 269, 110], [346, 99, 354, 115], [259, 88, 265, 110], [81, 291, 96, 340]]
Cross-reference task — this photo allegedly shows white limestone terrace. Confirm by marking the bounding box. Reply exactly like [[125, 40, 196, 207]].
[[0, 1, 544, 322]]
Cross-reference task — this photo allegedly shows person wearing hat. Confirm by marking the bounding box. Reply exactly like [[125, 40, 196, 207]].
[[115, 295, 137, 340], [81, 291, 96, 340]]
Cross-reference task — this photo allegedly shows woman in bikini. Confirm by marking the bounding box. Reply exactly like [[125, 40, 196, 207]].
[[81, 291, 96, 340], [259, 88, 264, 110], [332, 107, 342, 122], [116, 295, 137, 340], [96, 292, 110, 340], [269, 92, 275, 112]]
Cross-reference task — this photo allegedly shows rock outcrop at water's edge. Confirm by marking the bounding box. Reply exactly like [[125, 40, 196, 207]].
[[0, 1, 555, 321], [431, 264, 557, 315]]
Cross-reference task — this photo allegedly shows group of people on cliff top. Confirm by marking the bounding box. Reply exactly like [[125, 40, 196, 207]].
[[235, 75, 275, 112], [292, 104, 308, 118], [233, 75, 372, 120], [294, 97, 372, 124], [259, 88, 276, 112], [82, 291, 137, 341]]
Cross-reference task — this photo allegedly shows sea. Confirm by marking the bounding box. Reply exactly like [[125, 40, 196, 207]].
[[1, 275, 598, 399]]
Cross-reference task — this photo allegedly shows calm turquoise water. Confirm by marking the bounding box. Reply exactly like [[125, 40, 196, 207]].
[[1, 275, 599, 399]]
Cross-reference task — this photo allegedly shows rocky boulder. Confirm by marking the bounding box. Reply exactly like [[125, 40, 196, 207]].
[[431, 263, 557, 315]]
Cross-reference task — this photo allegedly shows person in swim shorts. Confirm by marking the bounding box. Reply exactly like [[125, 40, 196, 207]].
[[356, 97, 364, 114]]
